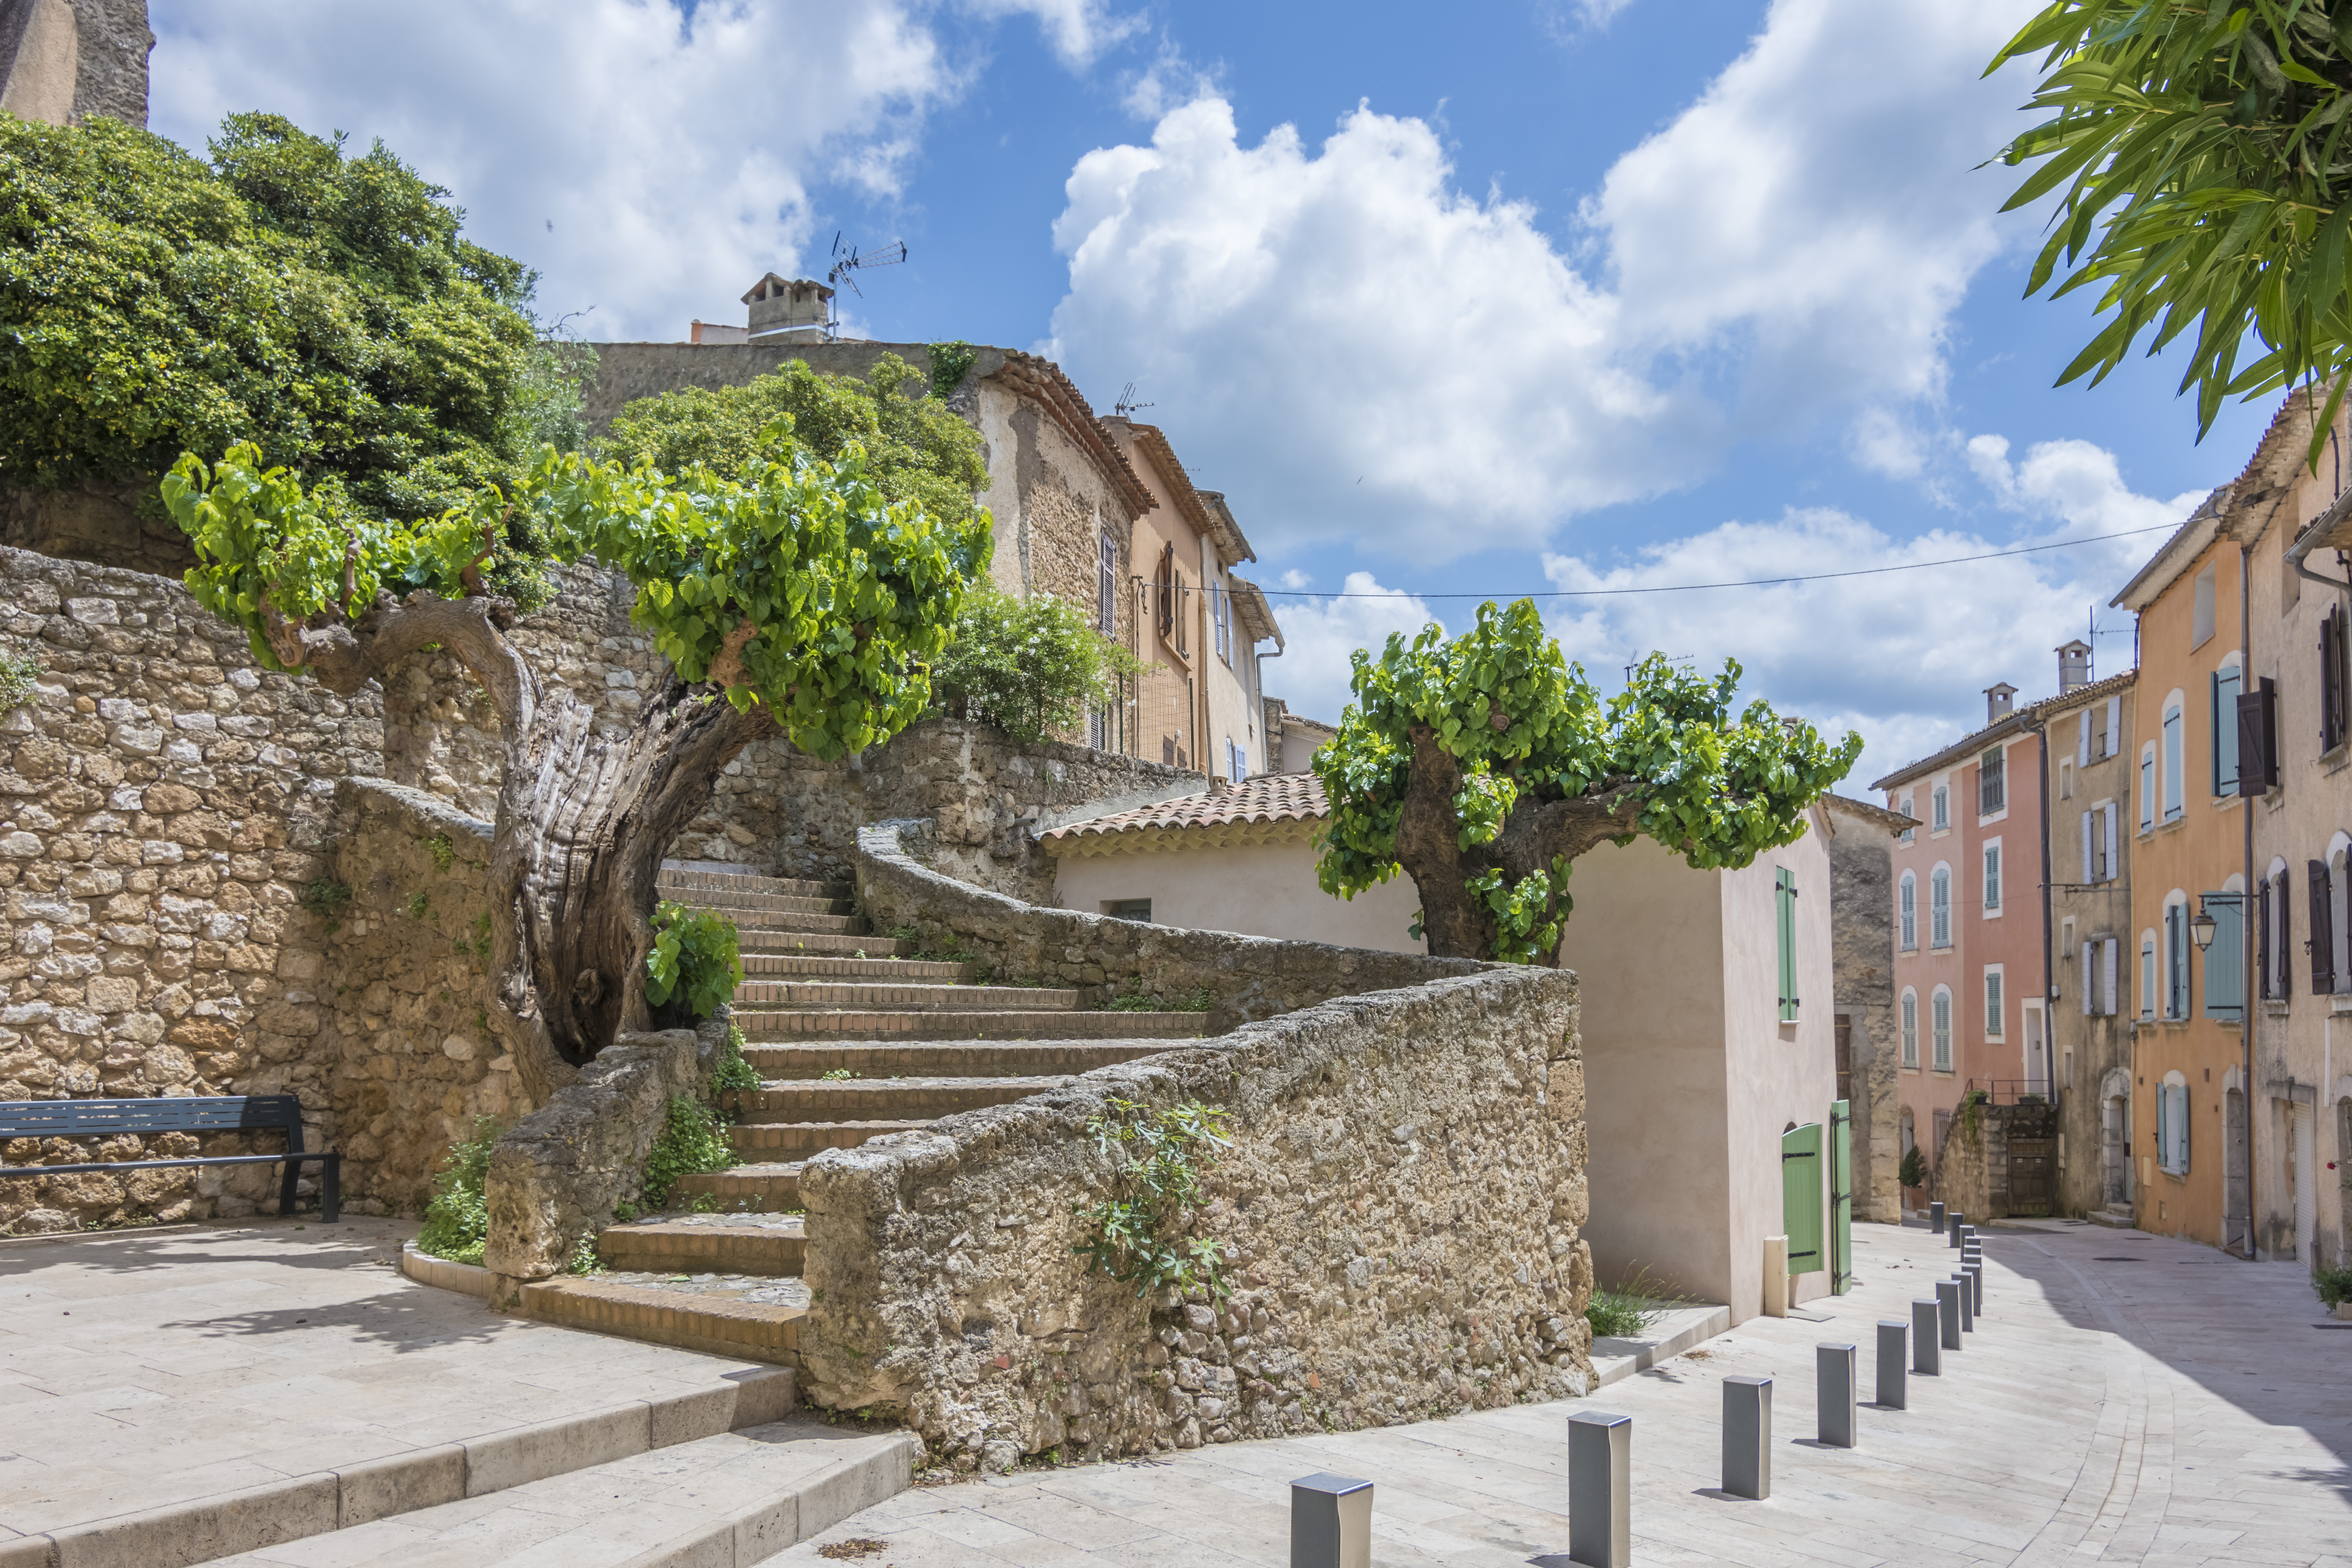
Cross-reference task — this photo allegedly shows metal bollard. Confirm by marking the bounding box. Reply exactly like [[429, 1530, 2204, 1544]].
[[1722, 1376, 1771, 1499], [1930, 1200, 1946, 1234], [1965, 1261, 1984, 1317], [1817, 1343, 1857, 1448], [1876, 1319, 1907, 1408], [1568, 1410, 1633, 1568], [1291, 1473, 1373, 1568], [1948, 1212, 1964, 1247], [1958, 1272, 1976, 1332], [1912, 1299, 1942, 1375], [1937, 1280, 1962, 1350]]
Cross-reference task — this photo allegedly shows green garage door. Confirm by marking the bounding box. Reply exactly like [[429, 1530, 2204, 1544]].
[[1782, 1122, 1824, 1276]]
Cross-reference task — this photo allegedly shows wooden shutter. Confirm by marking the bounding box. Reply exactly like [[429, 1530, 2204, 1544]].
[[2258, 876, 2273, 1000], [2177, 1084, 2191, 1172], [1781, 1123, 1824, 1274], [2078, 712, 2092, 768], [2103, 803, 2118, 883], [2106, 696, 2121, 758], [2326, 612, 2346, 752], [2312, 860, 2335, 995], [2204, 893, 2243, 1020], [2238, 678, 2276, 796], [2274, 866, 2290, 998], [1776, 868, 1798, 1022], [2081, 942, 2095, 1015], [2102, 938, 2119, 1017]]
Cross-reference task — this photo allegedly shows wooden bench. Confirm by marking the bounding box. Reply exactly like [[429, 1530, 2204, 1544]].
[[0, 1095, 340, 1222]]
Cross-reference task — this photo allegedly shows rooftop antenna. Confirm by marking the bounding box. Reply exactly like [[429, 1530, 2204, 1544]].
[[1114, 382, 1155, 418], [824, 233, 908, 338]]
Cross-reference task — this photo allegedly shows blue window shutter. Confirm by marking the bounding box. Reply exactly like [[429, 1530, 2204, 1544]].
[[2203, 895, 2243, 1020]]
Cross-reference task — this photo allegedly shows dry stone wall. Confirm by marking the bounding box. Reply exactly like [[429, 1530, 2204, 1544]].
[[0, 545, 374, 1231], [797, 965, 1592, 1469]]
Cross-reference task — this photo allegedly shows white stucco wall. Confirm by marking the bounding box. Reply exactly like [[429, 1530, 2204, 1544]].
[[1050, 838, 1426, 953], [1559, 817, 1839, 1323]]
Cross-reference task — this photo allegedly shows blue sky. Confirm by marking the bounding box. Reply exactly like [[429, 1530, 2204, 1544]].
[[148, 0, 2282, 782]]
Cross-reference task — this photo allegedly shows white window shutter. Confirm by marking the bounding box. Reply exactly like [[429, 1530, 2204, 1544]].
[[2081, 812, 2093, 884], [2103, 939, 2119, 1017], [2081, 943, 2094, 1014], [2106, 697, 2122, 758], [2103, 805, 2118, 883], [2078, 712, 2092, 768]]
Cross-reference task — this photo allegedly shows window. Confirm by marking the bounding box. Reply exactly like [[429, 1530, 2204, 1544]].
[[2238, 675, 2276, 795], [2317, 851, 2345, 996], [2325, 606, 2349, 752], [1931, 988, 1953, 1072], [2192, 564, 2216, 648], [2162, 703, 2184, 820], [2080, 937, 2119, 1017], [1900, 990, 1919, 1069], [1983, 842, 2002, 913], [1932, 784, 1949, 833], [2165, 898, 2190, 1018], [2140, 934, 2157, 1020], [1979, 747, 2005, 815], [1097, 533, 1118, 633], [2059, 760, 2073, 801], [1225, 737, 1246, 783], [1103, 898, 1152, 922], [2156, 1073, 2192, 1173], [1984, 967, 2004, 1039], [1899, 796, 1914, 843], [1213, 583, 1232, 664], [2140, 746, 2156, 830], [2104, 696, 2122, 759], [1930, 866, 1952, 948], [2211, 662, 2241, 795], [2259, 865, 2289, 1000], [1898, 872, 1917, 951], [2203, 889, 2244, 1021], [1775, 867, 1798, 1023]]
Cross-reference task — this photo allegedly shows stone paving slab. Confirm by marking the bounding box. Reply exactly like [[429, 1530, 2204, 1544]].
[[0, 1218, 790, 1548], [777, 1220, 2352, 1568]]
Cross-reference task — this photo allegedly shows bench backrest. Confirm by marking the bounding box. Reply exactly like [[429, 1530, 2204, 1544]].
[[0, 1095, 305, 1148]]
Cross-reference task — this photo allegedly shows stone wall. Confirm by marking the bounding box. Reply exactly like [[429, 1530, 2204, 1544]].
[[855, 821, 1485, 1023], [797, 964, 1592, 1469], [1825, 798, 1902, 1223], [1932, 1098, 2058, 1219], [0, 545, 376, 1231]]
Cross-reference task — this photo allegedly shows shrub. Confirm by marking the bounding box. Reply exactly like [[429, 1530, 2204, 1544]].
[[415, 1115, 500, 1265], [1899, 1145, 1928, 1191], [2315, 1262, 2352, 1310], [930, 585, 1145, 744], [712, 1023, 761, 1094], [1073, 1098, 1233, 1300], [641, 1094, 736, 1210], [645, 901, 742, 1026]]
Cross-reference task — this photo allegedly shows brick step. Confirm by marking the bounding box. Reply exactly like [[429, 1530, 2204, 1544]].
[[669, 890, 856, 918], [723, 910, 868, 936], [740, 931, 912, 958], [730, 1075, 1069, 1121], [743, 1040, 1176, 1078], [730, 1120, 932, 1157], [735, 1009, 1212, 1041], [597, 1217, 805, 1276], [517, 1275, 804, 1366], [730, 980, 1081, 1012], [673, 1162, 802, 1211], [742, 954, 976, 981], [658, 867, 848, 900]]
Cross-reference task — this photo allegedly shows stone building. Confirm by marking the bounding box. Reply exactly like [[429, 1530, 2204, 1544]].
[[0, 0, 150, 129], [1822, 793, 1914, 1224]]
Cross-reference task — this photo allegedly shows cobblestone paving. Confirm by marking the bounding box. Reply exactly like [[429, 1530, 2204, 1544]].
[[780, 1220, 2352, 1567]]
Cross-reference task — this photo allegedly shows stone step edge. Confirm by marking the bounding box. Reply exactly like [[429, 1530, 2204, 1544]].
[[7, 1324, 797, 1568], [518, 1277, 804, 1367], [609, 1429, 915, 1568]]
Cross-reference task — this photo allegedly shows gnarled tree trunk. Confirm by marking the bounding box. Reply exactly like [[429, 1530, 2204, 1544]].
[[273, 588, 775, 1102]]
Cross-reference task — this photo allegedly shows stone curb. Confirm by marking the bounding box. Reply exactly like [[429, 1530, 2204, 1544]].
[[1590, 1302, 1734, 1390], [399, 1240, 493, 1298], [2, 1370, 797, 1568], [611, 1432, 918, 1568]]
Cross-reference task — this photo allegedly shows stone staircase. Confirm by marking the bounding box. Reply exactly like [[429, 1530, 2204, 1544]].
[[515, 864, 1210, 1368], [2086, 1202, 2137, 1228]]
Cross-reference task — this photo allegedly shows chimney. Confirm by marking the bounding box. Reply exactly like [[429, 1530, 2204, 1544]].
[[1985, 682, 2018, 724], [2056, 639, 2092, 693], [741, 273, 834, 343]]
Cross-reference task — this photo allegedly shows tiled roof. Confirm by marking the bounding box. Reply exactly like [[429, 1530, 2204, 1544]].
[[1040, 773, 1329, 847]]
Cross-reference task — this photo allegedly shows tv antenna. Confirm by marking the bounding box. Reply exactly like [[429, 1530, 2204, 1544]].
[[823, 233, 907, 338], [1114, 382, 1154, 418]]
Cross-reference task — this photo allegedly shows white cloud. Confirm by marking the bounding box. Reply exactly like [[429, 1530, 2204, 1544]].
[[1044, 0, 2048, 559], [148, 0, 1121, 343], [1261, 572, 1448, 726]]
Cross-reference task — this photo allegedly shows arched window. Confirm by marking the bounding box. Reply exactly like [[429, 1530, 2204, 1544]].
[[1899, 796, 1915, 843], [1930, 987, 1953, 1072], [1898, 872, 1917, 951], [1900, 989, 1919, 1069], [2156, 1069, 2192, 1173], [1932, 784, 1949, 833], [1929, 865, 1952, 948]]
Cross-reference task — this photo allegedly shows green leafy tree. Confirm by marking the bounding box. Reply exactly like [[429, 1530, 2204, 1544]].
[[1314, 600, 1862, 964], [929, 584, 1145, 744], [0, 111, 579, 583], [1991, 2, 2352, 449], [160, 423, 989, 1098]]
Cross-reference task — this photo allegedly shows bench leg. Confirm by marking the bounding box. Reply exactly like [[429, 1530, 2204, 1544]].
[[322, 1155, 341, 1224], [277, 1156, 301, 1218]]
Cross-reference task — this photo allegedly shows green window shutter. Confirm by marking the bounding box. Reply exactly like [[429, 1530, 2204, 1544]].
[[1776, 867, 1798, 1023], [2203, 894, 2243, 1020], [1828, 1100, 1853, 1295], [1782, 1123, 1824, 1274]]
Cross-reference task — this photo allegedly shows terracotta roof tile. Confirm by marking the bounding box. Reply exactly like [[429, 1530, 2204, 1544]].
[[1041, 773, 1330, 844]]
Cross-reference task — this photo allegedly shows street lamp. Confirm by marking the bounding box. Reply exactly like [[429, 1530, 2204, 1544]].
[[2191, 908, 2218, 951]]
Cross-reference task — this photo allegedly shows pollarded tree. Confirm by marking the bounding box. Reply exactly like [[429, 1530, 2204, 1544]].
[[1313, 600, 1864, 964], [162, 426, 990, 1102]]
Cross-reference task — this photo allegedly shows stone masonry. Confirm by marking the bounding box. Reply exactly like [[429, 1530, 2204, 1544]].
[[1825, 795, 1903, 1223]]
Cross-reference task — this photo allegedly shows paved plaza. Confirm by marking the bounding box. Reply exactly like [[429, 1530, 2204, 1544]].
[[781, 1219, 2352, 1567]]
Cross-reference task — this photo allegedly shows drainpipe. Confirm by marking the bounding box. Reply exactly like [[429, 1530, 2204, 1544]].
[[2024, 713, 2055, 1106], [2242, 541, 2258, 1261]]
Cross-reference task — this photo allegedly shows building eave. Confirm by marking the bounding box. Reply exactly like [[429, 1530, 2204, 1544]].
[[989, 351, 1158, 519], [1228, 574, 1283, 650], [1822, 793, 1919, 837]]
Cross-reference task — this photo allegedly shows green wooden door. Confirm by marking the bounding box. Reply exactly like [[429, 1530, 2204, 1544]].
[[1828, 1099, 1853, 1294], [1782, 1123, 1824, 1276]]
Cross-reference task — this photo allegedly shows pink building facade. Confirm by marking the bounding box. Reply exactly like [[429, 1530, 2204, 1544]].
[[1877, 685, 2055, 1186]]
